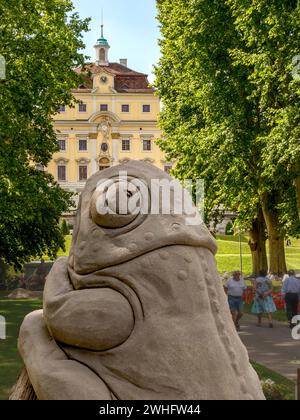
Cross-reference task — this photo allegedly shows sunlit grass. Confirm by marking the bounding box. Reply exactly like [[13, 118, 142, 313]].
[[0, 295, 42, 400]]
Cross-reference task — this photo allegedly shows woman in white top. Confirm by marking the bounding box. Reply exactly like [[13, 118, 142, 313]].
[[225, 271, 247, 331]]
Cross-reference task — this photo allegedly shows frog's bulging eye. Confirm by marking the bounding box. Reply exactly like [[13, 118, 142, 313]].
[[90, 179, 143, 228]]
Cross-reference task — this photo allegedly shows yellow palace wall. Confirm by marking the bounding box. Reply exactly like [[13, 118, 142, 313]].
[[47, 91, 169, 195]]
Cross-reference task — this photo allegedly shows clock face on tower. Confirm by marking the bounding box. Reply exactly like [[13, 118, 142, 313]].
[[100, 76, 108, 84]]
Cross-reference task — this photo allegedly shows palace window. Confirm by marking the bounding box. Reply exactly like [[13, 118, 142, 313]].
[[59, 105, 66, 112], [122, 104, 130, 113], [58, 139, 66, 151], [142, 139, 152, 151], [57, 165, 66, 181], [79, 165, 88, 181], [100, 104, 108, 112], [79, 138, 88, 151], [122, 139, 131, 151], [164, 165, 173, 174], [79, 103, 87, 112], [143, 104, 151, 113]]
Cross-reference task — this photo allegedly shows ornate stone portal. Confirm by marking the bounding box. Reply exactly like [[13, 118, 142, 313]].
[[16, 161, 265, 400]]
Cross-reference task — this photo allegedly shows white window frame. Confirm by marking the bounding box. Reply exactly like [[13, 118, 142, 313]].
[[57, 136, 67, 153], [142, 104, 151, 113], [78, 165, 88, 182], [121, 138, 131, 152], [77, 136, 88, 152], [100, 104, 108, 112], [121, 104, 130, 113], [78, 103, 87, 113], [141, 138, 152, 152], [57, 163, 67, 182]]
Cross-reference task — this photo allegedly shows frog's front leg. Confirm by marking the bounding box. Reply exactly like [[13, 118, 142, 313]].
[[43, 257, 135, 351], [18, 310, 113, 400]]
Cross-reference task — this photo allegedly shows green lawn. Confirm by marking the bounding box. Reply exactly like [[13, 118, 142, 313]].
[[216, 235, 300, 276], [57, 235, 72, 258], [0, 292, 42, 400]]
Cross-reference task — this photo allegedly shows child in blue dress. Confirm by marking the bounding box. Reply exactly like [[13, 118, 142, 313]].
[[251, 269, 277, 328]]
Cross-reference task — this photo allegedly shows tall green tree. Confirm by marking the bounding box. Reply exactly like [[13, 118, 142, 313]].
[[0, 0, 89, 269], [155, 0, 300, 274], [226, 0, 300, 272]]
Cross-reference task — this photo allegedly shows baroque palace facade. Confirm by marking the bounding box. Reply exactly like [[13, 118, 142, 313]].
[[47, 28, 169, 206]]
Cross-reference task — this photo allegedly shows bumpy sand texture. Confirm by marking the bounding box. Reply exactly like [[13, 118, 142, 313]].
[[18, 161, 265, 400]]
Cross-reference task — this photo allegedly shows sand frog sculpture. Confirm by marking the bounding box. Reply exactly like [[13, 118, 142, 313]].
[[18, 161, 264, 400]]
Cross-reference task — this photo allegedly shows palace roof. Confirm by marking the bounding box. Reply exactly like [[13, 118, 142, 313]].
[[74, 62, 154, 94]]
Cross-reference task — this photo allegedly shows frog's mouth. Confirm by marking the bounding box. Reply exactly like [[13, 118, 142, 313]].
[[68, 242, 175, 289]]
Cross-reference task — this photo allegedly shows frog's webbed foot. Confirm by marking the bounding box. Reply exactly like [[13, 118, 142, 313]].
[[18, 310, 112, 400]]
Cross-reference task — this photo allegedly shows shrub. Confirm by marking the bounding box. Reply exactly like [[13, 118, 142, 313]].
[[225, 222, 234, 236], [261, 379, 291, 400], [61, 219, 70, 236]]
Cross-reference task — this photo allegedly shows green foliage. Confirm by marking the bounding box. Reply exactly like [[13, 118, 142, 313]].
[[155, 0, 300, 240], [0, 1, 90, 269], [226, 0, 300, 233], [262, 380, 291, 400], [225, 222, 234, 236], [252, 361, 295, 400], [61, 219, 70, 236], [0, 292, 42, 400]]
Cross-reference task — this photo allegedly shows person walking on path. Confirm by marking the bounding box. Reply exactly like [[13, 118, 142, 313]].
[[225, 271, 247, 331], [282, 270, 300, 328], [252, 269, 277, 328]]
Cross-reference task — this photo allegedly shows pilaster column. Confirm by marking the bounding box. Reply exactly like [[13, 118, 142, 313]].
[[112, 133, 120, 166], [89, 135, 98, 174]]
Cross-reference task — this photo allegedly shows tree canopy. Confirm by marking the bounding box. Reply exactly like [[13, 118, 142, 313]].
[[0, 0, 89, 268], [155, 0, 300, 274]]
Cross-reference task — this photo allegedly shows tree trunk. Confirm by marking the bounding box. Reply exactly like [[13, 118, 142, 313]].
[[9, 367, 37, 400], [295, 175, 300, 221], [248, 209, 268, 276], [261, 194, 287, 275]]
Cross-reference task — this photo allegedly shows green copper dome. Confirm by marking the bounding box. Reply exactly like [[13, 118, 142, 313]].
[[96, 24, 109, 46], [96, 37, 109, 46]]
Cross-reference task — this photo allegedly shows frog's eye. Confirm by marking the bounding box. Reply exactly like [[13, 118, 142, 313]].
[[90, 179, 142, 228]]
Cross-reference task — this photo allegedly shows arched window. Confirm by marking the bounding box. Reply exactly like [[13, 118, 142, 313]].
[[100, 48, 106, 62], [57, 162, 66, 181], [99, 157, 110, 171]]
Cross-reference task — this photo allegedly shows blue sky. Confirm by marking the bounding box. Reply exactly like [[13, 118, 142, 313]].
[[72, 0, 160, 82]]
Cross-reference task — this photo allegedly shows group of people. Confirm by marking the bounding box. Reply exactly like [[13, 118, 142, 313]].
[[225, 269, 300, 331]]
